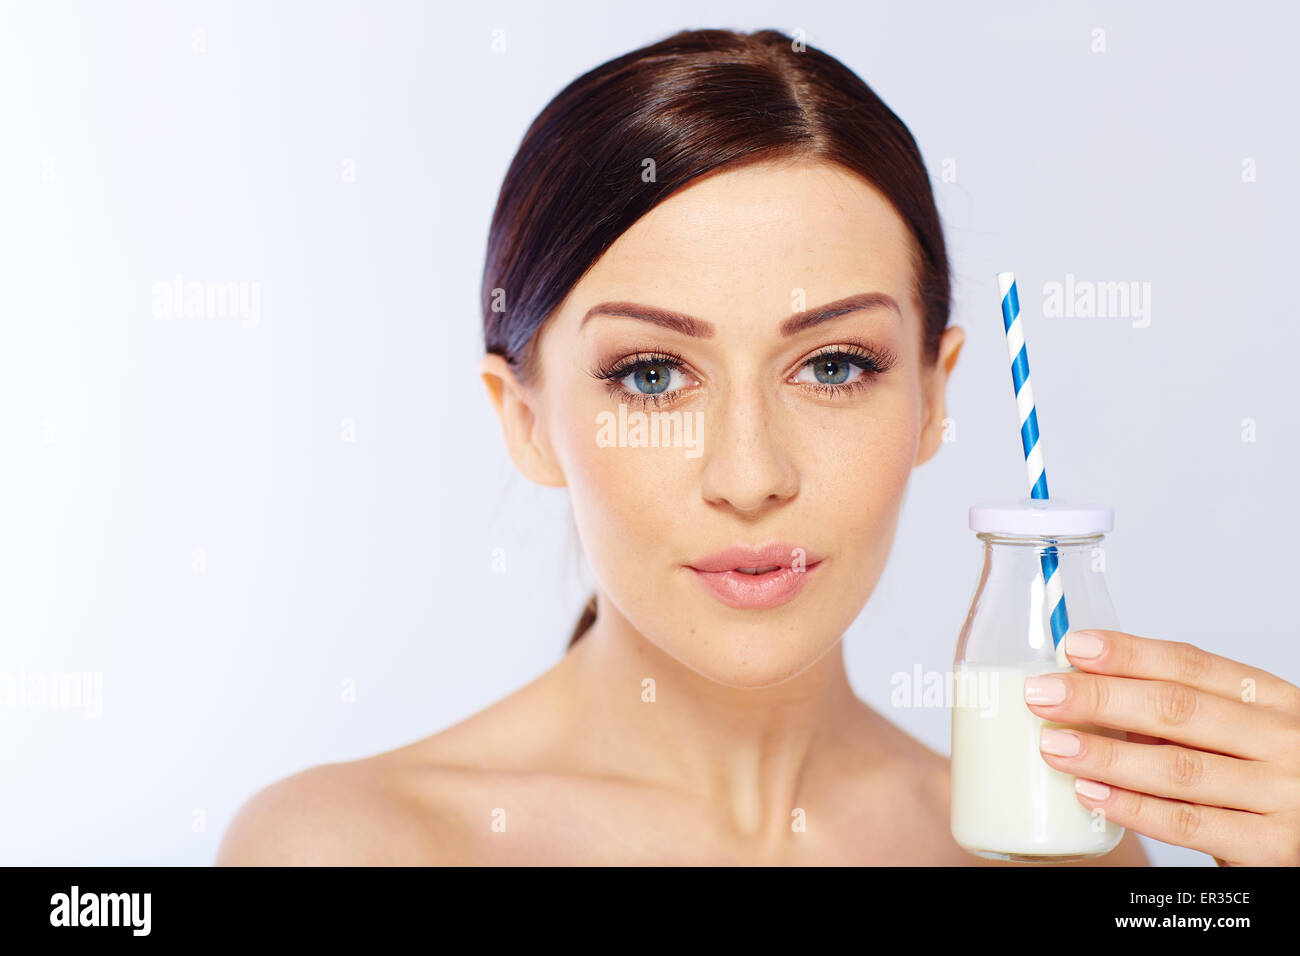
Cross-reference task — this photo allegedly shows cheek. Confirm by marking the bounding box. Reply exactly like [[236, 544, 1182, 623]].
[[554, 398, 699, 564], [792, 383, 921, 521]]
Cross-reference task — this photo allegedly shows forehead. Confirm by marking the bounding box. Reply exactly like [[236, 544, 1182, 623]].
[[570, 159, 916, 316]]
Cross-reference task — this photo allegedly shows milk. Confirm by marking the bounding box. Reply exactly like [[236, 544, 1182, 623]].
[[950, 660, 1125, 860]]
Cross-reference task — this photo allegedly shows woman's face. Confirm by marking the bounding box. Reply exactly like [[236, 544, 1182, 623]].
[[485, 159, 964, 688]]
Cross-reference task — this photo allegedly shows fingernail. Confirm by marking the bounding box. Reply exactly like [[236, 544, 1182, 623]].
[[1040, 727, 1081, 756], [1065, 630, 1104, 658], [1075, 778, 1110, 801], [1024, 675, 1067, 705]]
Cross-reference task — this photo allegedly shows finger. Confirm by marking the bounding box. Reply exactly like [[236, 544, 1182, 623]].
[[1071, 776, 1299, 866], [1023, 671, 1296, 762], [1037, 727, 1293, 813], [1061, 629, 1300, 715]]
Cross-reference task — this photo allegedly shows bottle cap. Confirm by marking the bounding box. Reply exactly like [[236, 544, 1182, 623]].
[[969, 497, 1113, 536]]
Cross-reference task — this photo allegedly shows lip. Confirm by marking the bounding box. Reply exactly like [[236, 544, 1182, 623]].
[[685, 543, 825, 610]]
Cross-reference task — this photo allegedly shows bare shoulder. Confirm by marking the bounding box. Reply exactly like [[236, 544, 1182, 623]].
[[216, 663, 574, 866], [849, 702, 952, 800], [215, 756, 458, 866]]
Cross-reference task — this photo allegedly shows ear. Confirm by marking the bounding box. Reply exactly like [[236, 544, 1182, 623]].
[[914, 325, 965, 468], [479, 353, 567, 487]]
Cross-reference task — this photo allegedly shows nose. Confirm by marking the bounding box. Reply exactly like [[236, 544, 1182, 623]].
[[698, 384, 800, 517]]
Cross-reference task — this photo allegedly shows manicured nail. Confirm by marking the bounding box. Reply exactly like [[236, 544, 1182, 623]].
[[1024, 675, 1066, 705], [1075, 778, 1110, 801], [1039, 727, 1081, 756], [1065, 630, 1104, 658]]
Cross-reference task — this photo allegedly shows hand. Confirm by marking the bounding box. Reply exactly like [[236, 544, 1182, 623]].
[[1024, 629, 1300, 866]]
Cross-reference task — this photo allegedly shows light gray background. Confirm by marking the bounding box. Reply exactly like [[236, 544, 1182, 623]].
[[1, 0, 1295, 866]]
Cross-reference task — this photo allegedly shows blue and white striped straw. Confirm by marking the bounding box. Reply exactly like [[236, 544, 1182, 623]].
[[998, 271, 1070, 651]]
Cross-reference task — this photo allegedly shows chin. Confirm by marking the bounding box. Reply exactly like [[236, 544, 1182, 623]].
[[666, 628, 836, 689]]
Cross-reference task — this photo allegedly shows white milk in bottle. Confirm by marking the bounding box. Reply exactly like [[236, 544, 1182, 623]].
[[950, 498, 1126, 862]]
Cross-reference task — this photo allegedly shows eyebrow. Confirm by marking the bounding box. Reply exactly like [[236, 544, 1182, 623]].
[[578, 292, 901, 338]]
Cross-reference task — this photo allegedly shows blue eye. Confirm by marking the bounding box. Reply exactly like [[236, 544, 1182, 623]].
[[625, 362, 675, 394], [813, 358, 855, 385], [794, 355, 866, 387], [591, 349, 696, 409]]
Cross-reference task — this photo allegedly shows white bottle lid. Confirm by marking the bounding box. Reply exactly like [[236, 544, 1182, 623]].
[[969, 497, 1113, 536]]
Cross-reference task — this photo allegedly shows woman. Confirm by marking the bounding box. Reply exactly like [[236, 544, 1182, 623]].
[[218, 28, 1300, 866]]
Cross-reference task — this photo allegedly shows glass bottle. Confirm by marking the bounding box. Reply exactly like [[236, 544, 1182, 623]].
[[950, 497, 1126, 862]]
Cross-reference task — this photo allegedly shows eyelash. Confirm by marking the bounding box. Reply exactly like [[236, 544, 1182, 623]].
[[588, 341, 900, 410]]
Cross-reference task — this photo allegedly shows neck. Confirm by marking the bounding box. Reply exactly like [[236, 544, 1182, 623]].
[[551, 595, 867, 848]]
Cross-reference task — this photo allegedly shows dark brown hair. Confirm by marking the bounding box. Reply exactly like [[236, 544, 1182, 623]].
[[480, 28, 951, 650]]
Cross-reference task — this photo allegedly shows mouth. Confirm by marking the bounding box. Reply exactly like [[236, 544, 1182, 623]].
[[685, 543, 825, 610]]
